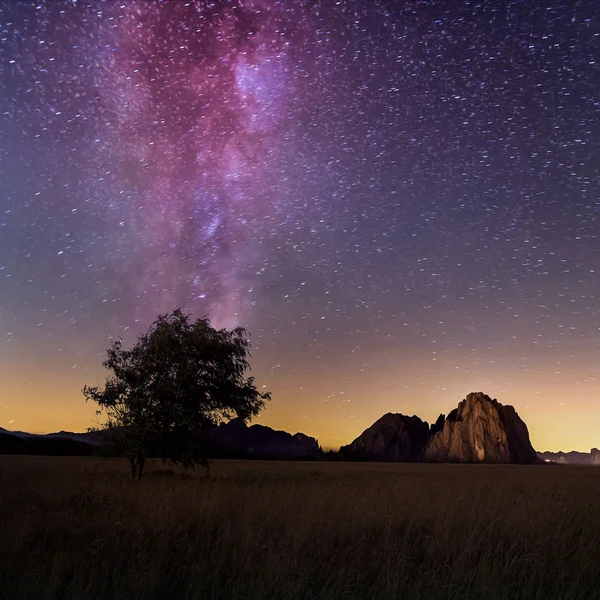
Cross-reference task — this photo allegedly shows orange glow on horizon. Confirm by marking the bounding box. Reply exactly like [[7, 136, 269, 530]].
[[3, 349, 600, 454]]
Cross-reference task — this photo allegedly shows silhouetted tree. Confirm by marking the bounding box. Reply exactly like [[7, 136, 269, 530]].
[[83, 309, 270, 479]]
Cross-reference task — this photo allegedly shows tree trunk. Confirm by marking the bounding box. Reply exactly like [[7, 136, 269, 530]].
[[130, 450, 145, 480], [137, 452, 145, 480]]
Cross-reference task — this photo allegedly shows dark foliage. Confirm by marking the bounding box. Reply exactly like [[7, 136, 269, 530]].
[[83, 309, 270, 478]]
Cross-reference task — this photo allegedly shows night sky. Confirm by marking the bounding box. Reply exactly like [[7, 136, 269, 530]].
[[1, 0, 599, 451]]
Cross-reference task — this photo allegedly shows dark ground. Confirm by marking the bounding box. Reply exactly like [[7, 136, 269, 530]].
[[1, 456, 600, 600]]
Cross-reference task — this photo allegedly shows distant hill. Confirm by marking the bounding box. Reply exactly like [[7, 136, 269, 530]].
[[206, 418, 322, 460], [0, 428, 98, 456], [537, 449, 600, 465], [340, 392, 539, 464], [0, 427, 101, 443], [0, 422, 322, 461]]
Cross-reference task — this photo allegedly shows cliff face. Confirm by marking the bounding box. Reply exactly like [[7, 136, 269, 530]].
[[339, 413, 430, 461], [424, 392, 538, 464], [341, 392, 538, 464]]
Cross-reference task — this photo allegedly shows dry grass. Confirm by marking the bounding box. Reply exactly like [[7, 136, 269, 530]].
[[1, 457, 600, 600]]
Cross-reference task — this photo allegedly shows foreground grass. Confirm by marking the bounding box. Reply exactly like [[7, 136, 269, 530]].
[[1, 457, 600, 600]]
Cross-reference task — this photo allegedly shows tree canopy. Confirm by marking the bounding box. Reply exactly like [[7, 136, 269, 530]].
[[83, 309, 270, 478]]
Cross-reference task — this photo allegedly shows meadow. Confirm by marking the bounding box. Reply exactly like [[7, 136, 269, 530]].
[[1, 456, 600, 600]]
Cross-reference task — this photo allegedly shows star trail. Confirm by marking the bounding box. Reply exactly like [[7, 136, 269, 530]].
[[1, 0, 599, 451]]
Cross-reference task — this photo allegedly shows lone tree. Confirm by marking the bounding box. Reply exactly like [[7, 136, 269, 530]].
[[83, 309, 270, 479]]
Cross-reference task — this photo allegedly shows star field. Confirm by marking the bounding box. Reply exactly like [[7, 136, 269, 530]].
[[1, 0, 599, 450]]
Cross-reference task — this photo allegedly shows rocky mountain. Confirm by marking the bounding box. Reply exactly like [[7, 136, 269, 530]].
[[537, 448, 600, 465], [339, 414, 430, 461], [425, 392, 538, 464], [341, 392, 539, 464]]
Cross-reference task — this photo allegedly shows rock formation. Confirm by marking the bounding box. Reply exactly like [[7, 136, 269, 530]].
[[339, 413, 430, 461], [424, 392, 538, 464], [341, 392, 538, 464]]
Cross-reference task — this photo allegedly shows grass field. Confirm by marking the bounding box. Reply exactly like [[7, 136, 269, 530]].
[[1, 457, 600, 600]]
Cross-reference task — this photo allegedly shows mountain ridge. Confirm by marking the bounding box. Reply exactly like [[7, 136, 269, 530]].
[[2, 394, 595, 463], [0, 421, 322, 460], [537, 448, 600, 465]]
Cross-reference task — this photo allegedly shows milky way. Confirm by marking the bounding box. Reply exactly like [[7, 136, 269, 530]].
[[1, 0, 599, 450]]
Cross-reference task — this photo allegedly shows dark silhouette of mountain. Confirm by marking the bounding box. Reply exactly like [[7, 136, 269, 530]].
[[537, 448, 600, 465], [0, 421, 322, 461], [41, 430, 103, 445], [341, 392, 539, 464], [0, 429, 97, 456], [0, 427, 101, 444], [205, 419, 322, 460], [0, 427, 34, 438], [338, 414, 430, 461]]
